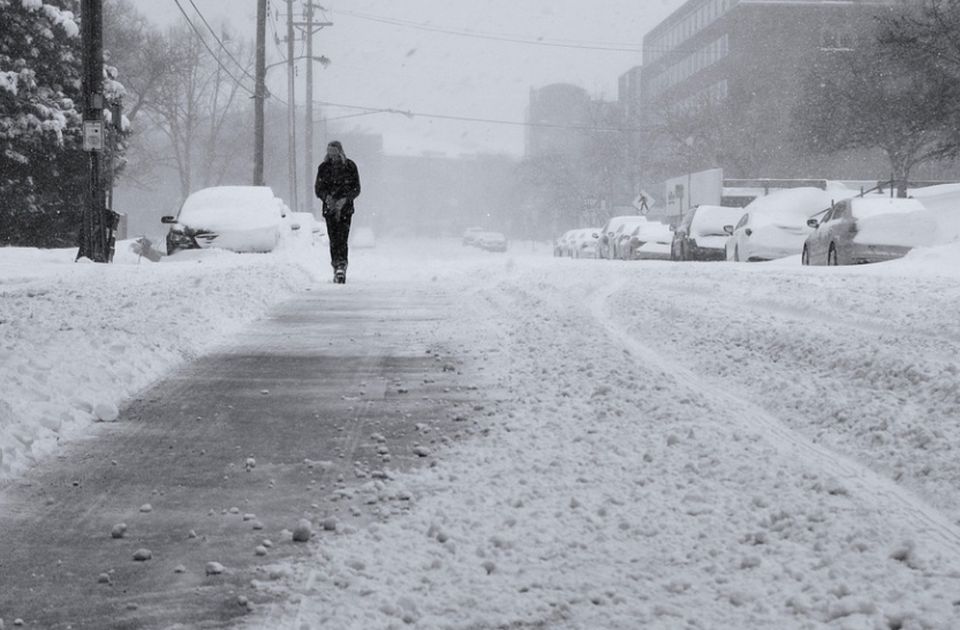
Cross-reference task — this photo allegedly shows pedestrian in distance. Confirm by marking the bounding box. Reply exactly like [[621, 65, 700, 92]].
[[314, 140, 361, 284]]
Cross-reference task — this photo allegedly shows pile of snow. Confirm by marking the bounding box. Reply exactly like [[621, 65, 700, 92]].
[[911, 183, 960, 244], [0, 245, 319, 479], [747, 187, 835, 226], [850, 198, 938, 248]]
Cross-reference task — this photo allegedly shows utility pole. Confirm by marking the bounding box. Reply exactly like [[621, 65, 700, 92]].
[[297, 3, 332, 215], [253, 0, 267, 186], [77, 0, 115, 263], [285, 0, 298, 211]]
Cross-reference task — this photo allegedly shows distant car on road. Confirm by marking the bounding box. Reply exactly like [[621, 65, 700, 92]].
[[671, 205, 745, 261], [724, 188, 837, 262], [162, 186, 288, 255], [476, 231, 508, 252], [462, 227, 484, 247], [802, 197, 936, 266]]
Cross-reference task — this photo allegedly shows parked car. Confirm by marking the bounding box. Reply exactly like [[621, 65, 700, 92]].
[[476, 231, 508, 252], [671, 205, 746, 261], [724, 188, 839, 262], [286, 211, 328, 247], [554, 230, 576, 257], [570, 228, 600, 258], [802, 197, 936, 266], [463, 227, 484, 246], [597, 216, 644, 259], [610, 217, 650, 259], [623, 219, 673, 260], [162, 186, 287, 255]]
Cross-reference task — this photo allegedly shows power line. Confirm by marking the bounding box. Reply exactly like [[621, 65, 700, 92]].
[[171, 0, 256, 96], [316, 100, 647, 133], [186, 0, 258, 83], [332, 8, 737, 57], [331, 9, 645, 53]]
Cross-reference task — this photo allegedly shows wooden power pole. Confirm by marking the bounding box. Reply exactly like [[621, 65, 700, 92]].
[[253, 0, 267, 186], [78, 0, 115, 262], [285, 0, 299, 211], [298, 3, 332, 215]]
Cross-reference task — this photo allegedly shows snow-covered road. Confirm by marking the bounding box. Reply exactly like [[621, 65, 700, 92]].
[[3, 239, 960, 628], [256, 245, 960, 629]]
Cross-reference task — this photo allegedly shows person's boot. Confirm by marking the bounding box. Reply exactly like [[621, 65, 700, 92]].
[[334, 266, 346, 284]]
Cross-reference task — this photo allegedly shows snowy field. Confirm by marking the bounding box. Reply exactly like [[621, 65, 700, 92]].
[[4, 238, 960, 628]]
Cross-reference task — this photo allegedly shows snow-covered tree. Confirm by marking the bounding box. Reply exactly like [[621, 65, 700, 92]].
[[0, 0, 126, 247]]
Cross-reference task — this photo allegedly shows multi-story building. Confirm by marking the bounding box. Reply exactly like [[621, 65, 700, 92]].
[[639, 0, 898, 178], [525, 83, 593, 159]]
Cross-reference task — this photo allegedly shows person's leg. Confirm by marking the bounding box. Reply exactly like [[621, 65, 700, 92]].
[[339, 214, 352, 270], [324, 215, 338, 270]]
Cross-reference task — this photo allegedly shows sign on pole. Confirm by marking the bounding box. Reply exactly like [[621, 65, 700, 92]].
[[83, 120, 104, 152]]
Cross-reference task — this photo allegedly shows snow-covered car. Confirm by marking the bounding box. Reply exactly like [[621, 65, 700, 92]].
[[285, 212, 327, 246], [671, 205, 745, 261], [597, 216, 644, 259], [462, 227, 484, 247], [570, 228, 600, 258], [609, 217, 650, 259], [554, 230, 576, 257], [623, 219, 673, 260], [724, 188, 838, 262], [162, 186, 287, 254], [802, 197, 937, 266], [350, 226, 376, 249], [476, 231, 508, 252]]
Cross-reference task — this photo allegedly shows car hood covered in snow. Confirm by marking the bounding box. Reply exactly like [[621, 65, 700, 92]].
[[177, 186, 285, 233]]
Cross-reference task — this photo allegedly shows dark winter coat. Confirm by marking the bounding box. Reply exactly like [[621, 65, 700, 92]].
[[315, 158, 361, 218]]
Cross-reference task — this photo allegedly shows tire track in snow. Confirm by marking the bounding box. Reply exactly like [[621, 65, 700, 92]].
[[584, 277, 960, 558]]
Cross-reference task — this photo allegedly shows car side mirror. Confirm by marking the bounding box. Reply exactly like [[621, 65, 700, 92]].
[[744, 228, 753, 237], [290, 223, 301, 231], [592, 233, 598, 238], [161, 216, 176, 224], [807, 219, 819, 228], [723, 225, 734, 235]]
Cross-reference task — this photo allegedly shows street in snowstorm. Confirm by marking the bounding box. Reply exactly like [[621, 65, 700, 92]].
[[4, 0, 960, 628]]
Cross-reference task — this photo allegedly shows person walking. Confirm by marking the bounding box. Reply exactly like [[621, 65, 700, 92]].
[[314, 140, 361, 284]]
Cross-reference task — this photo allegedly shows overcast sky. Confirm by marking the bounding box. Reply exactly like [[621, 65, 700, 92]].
[[130, 0, 684, 156]]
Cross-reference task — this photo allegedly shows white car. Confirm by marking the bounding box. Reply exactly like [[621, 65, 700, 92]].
[[570, 228, 600, 258], [802, 197, 937, 266], [554, 230, 576, 257], [285, 212, 328, 246], [476, 231, 508, 252], [623, 219, 673, 260], [724, 188, 840, 262], [462, 227, 484, 247], [162, 186, 287, 254], [597, 216, 645, 259]]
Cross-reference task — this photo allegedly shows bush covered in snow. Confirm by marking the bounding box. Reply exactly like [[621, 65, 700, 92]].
[[0, 0, 126, 247]]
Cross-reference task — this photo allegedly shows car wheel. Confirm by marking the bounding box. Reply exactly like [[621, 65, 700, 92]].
[[828, 244, 839, 266], [801, 246, 809, 266]]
